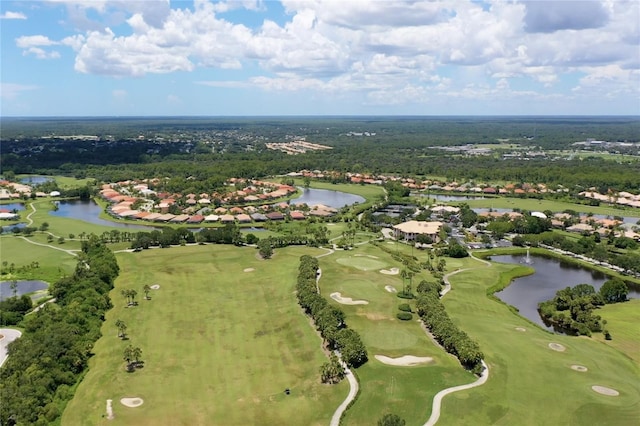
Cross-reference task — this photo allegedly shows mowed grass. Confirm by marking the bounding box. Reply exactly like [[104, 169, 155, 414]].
[[0, 235, 77, 283], [62, 245, 346, 426], [437, 259, 640, 426], [593, 299, 640, 366], [319, 243, 475, 425]]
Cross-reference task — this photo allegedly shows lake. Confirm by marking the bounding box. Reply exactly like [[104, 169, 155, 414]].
[[492, 254, 640, 332], [48, 188, 364, 229], [19, 176, 53, 185], [49, 200, 158, 230], [287, 187, 365, 208], [0, 280, 48, 301]]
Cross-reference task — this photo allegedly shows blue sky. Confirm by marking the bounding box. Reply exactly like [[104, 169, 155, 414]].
[[1, 0, 639, 116]]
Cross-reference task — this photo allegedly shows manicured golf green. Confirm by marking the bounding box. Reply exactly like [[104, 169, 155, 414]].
[[436, 259, 640, 425], [62, 244, 346, 426], [318, 243, 475, 425]]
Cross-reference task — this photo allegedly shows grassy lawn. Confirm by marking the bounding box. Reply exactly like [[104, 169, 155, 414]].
[[0, 235, 76, 283], [318, 243, 474, 425], [592, 299, 640, 366], [436, 258, 640, 426], [61, 244, 346, 426], [448, 197, 640, 219]]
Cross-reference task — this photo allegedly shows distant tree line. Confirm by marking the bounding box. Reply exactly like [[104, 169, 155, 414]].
[[0, 236, 119, 425]]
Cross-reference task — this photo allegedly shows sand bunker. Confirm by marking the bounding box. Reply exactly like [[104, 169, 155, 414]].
[[591, 385, 619, 396], [120, 397, 144, 407], [375, 355, 433, 366], [385, 285, 397, 293], [380, 267, 400, 275], [244, 268, 255, 272], [150, 284, 160, 290], [548, 343, 566, 352], [106, 399, 114, 420], [386, 241, 395, 245], [330, 292, 369, 305], [354, 254, 379, 259], [571, 365, 588, 372], [514, 327, 527, 332]]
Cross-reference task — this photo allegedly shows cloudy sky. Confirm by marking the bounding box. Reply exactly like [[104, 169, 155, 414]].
[[1, 0, 638, 116]]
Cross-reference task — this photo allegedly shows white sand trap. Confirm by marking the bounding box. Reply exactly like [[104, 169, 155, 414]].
[[592, 385, 619, 396], [385, 285, 397, 293], [571, 365, 588, 372], [244, 268, 255, 272], [375, 355, 433, 366], [386, 241, 395, 244], [120, 397, 144, 407], [106, 399, 114, 420], [380, 267, 400, 275], [515, 327, 526, 332], [355, 254, 379, 259], [548, 343, 566, 352], [330, 292, 369, 305], [150, 284, 160, 290]]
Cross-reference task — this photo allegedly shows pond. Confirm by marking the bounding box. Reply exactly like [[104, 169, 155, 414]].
[[1, 223, 26, 234], [0, 203, 25, 211], [289, 188, 365, 208], [492, 254, 640, 332], [19, 176, 53, 185], [0, 280, 48, 301], [49, 200, 158, 230]]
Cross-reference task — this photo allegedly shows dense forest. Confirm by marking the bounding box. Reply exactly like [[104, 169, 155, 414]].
[[0, 237, 119, 425], [2, 117, 640, 192]]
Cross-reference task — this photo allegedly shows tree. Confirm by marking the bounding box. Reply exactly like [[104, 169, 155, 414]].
[[378, 413, 406, 426], [599, 278, 628, 303], [39, 222, 49, 232], [143, 284, 151, 300], [258, 239, 273, 259], [115, 319, 127, 339]]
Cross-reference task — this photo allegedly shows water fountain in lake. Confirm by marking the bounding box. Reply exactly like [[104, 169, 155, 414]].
[[523, 248, 533, 265]]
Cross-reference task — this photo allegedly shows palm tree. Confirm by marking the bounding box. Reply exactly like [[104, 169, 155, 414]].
[[129, 289, 138, 306], [131, 346, 142, 366], [115, 319, 127, 339], [143, 284, 151, 300]]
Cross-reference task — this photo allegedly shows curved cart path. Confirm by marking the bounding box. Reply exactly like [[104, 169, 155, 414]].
[[0, 328, 22, 368], [312, 247, 359, 426], [422, 252, 491, 425]]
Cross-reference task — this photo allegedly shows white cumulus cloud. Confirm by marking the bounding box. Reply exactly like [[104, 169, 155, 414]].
[[1, 11, 27, 20]]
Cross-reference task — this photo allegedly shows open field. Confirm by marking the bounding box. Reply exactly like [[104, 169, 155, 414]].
[[62, 244, 346, 426], [436, 258, 640, 425]]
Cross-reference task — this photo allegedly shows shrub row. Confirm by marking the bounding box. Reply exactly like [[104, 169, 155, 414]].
[[415, 281, 484, 374], [296, 255, 368, 368]]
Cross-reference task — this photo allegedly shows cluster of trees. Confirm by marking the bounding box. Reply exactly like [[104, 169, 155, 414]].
[[0, 294, 32, 326], [484, 215, 552, 239], [130, 227, 196, 249], [538, 280, 628, 336], [0, 236, 119, 425], [415, 280, 484, 374], [296, 255, 368, 369]]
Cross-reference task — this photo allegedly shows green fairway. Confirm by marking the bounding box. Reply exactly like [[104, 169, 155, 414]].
[[436, 258, 640, 426], [62, 245, 346, 426], [0, 235, 77, 283], [318, 243, 475, 425], [592, 299, 640, 366]]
